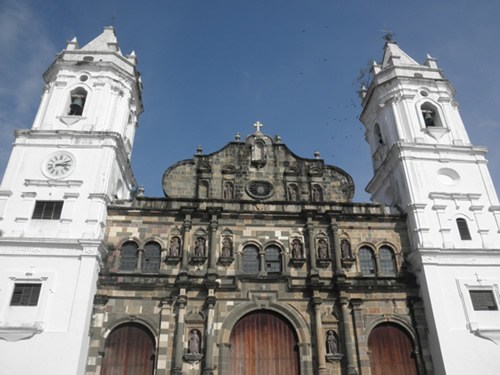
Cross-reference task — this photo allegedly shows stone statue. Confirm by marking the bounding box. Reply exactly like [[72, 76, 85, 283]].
[[291, 239, 303, 259], [326, 330, 337, 354], [318, 239, 328, 259], [195, 237, 205, 256], [341, 239, 352, 259], [188, 330, 201, 354], [223, 182, 233, 200], [288, 184, 297, 201], [169, 237, 180, 257], [312, 185, 322, 202], [221, 237, 232, 257]]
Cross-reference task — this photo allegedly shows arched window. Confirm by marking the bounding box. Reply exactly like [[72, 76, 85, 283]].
[[379, 246, 397, 275], [120, 241, 138, 271], [143, 241, 161, 273], [101, 323, 156, 375], [67, 87, 87, 116], [242, 245, 259, 274], [265, 246, 281, 273], [457, 218, 472, 240], [421, 102, 442, 128], [359, 247, 376, 275]]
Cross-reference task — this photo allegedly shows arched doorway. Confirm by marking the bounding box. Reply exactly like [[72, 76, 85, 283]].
[[229, 311, 300, 375], [101, 323, 156, 375], [368, 323, 418, 375]]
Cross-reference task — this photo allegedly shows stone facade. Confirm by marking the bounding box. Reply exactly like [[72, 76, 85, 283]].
[[85, 130, 433, 374]]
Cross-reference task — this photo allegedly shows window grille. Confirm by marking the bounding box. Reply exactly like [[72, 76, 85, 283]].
[[265, 246, 281, 273], [32, 201, 63, 220], [242, 246, 259, 274], [379, 247, 396, 275], [10, 283, 42, 306], [120, 241, 139, 271], [359, 247, 376, 275], [143, 241, 161, 273], [470, 290, 498, 311]]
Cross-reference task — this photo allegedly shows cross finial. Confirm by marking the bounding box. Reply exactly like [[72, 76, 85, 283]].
[[382, 26, 395, 42], [253, 121, 263, 133]]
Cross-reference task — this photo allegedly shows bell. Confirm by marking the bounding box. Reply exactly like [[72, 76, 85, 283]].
[[423, 110, 435, 127], [69, 96, 84, 116]]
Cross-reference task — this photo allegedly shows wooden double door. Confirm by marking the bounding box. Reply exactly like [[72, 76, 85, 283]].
[[229, 311, 300, 375]]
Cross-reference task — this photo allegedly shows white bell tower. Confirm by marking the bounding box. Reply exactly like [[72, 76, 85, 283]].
[[360, 38, 500, 374], [0, 27, 142, 375]]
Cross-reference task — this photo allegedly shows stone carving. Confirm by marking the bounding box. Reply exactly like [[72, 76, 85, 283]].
[[317, 238, 329, 259], [223, 182, 234, 200], [312, 185, 323, 202], [341, 239, 353, 259], [169, 237, 181, 257], [291, 239, 303, 259], [326, 331, 338, 354], [221, 237, 233, 257], [188, 329, 201, 354], [288, 184, 298, 201], [194, 237, 205, 256]]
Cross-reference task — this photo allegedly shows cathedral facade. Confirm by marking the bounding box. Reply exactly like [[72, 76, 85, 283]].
[[1, 28, 500, 375]]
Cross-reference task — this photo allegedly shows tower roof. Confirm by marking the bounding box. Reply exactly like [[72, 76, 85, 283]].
[[80, 26, 121, 53], [381, 41, 419, 69]]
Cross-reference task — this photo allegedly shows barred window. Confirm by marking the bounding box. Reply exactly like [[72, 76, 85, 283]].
[[457, 218, 472, 240], [265, 246, 281, 273], [11, 283, 42, 306], [120, 241, 139, 271], [470, 290, 498, 311], [143, 241, 161, 273], [242, 245, 259, 274], [379, 246, 397, 275], [359, 247, 376, 275], [32, 201, 63, 220]]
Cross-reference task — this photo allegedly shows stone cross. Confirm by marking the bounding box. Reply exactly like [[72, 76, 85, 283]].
[[253, 121, 263, 132]]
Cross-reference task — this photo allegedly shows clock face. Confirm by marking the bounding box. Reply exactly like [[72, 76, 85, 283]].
[[44, 152, 75, 179]]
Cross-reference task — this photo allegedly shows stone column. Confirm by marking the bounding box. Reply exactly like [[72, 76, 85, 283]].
[[173, 292, 187, 374], [374, 253, 381, 276], [136, 247, 144, 272], [181, 212, 192, 270], [208, 212, 219, 271], [350, 299, 364, 375], [203, 294, 216, 375], [157, 299, 172, 375], [312, 295, 327, 374], [408, 297, 429, 375], [305, 214, 317, 273], [329, 217, 343, 274], [340, 297, 358, 375]]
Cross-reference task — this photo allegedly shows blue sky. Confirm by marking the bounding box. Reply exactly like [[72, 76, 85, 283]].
[[1, 0, 499, 202]]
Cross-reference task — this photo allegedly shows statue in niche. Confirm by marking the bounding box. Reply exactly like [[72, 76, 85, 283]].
[[326, 331, 338, 354], [221, 237, 233, 257], [288, 184, 298, 201], [188, 329, 201, 354], [169, 237, 180, 257], [317, 239, 328, 259], [252, 141, 265, 161], [194, 237, 205, 256], [312, 185, 322, 202], [291, 239, 303, 259], [223, 182, 234, 200], [341, 239, 353, 259]]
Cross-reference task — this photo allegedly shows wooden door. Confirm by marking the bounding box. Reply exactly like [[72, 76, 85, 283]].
[[101, 323, 155, 375], [368, 323, 418, 375], [229, 311, 299, 375]]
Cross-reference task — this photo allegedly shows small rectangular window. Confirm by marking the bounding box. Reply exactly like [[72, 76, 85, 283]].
[[10, 283, 42, 306], [470, 290, 498, 311], [32, 201, 63, 220]]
